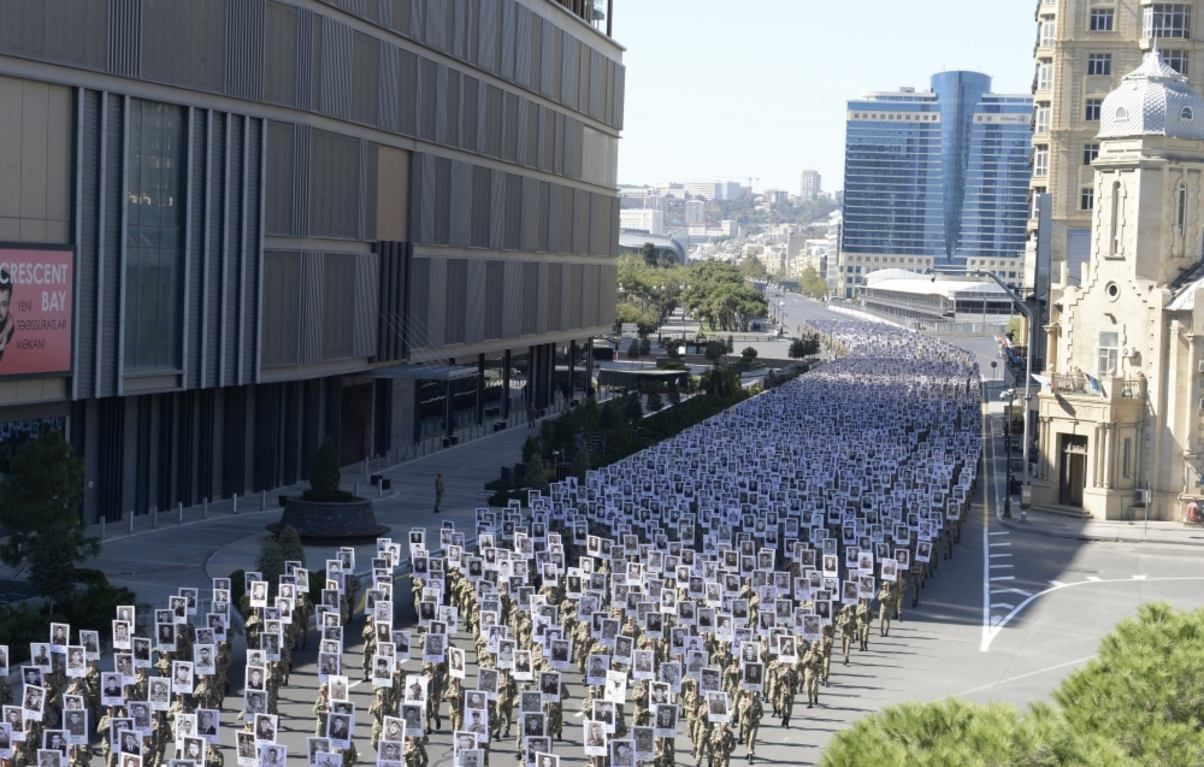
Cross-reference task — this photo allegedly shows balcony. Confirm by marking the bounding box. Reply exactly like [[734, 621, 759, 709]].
[[1050, 373, 1143, 400], [551, 0, 613, 36]]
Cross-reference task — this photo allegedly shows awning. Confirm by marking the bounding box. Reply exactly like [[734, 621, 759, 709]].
[[372, 363, 479, 381]]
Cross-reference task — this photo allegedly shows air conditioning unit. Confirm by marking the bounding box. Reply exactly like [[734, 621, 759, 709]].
[[1198, 359, 1204, 373], [1135, 488, 1150, 506], [1122, 346, 1136, 359]]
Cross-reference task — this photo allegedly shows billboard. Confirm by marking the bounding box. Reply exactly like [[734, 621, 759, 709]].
[[0, 248, 74, 376]]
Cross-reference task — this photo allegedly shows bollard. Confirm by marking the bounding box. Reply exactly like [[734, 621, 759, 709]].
[[177, 502, 183, 523], [260, 490, 266, 511], [152, 507, 158, 528], [378, 482, 384, 499], [202, 497, 209, 518], [353, 481, 359, 498], [100, 517, 106, 540], [127, 511, 134, 533], [232, 495, 239, 515]]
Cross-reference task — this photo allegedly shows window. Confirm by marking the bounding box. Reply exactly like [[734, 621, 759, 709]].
[[1163, 49, 1189, 75], [1088, 53, 1112, 75], [1144, 4, 1191, 38], [1035, 102, 1051, 134], [1031, 186, 1047, 219], [1183, 106, 1195, 120], [1081, 186, 1095, 210], [1098, 331, 1120, 377], [1034, 145, 1049, 177], [125, 98, 185, 372], [1037, 59, 1054, 90], [1122, 437, 1132, 479], [1110, 180, 1122, 255], [1090, 8, 1115, 31], [1116, 107, 1129, 120], [1039, 16, 1056, 46], [1085, 97, 1103, 121], [1178, 182, 1188, 232], [1083, 143, 1100, 165]]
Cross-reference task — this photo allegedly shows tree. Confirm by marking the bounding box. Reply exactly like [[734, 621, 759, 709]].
[[820, 699, 1129, 767], [522, 452, 548, 491], [0, 430, 97, 611], [645, 388, 664, 412], [308, 437, 341, 498], [789, 334, 820, 359], [626, 339, 642, 362], [256, 536, 285, 596], [741, 346, 758, 360], [799, 265, 828, 299], [738, 255, 769, 280], [680, 261, 767, 332], [624, 391, 644, 421], [704, 340, 725, 367], [1053, 603, 1204, 766], [571, 445, 591, 481], [275, 525, 306, 566]]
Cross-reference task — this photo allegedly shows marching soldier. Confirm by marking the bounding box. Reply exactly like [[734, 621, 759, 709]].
[[709, 722, 736, 767], [877, 582, 895, 637], [855, 598, 872, 652], [736, 692, 763, 763], [836, 606, 856, 665]]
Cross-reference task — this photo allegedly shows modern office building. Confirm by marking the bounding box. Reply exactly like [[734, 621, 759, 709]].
[[684, 200, 705, 226], [840, 72, 1032, 288], [619, 208, 666, 236], [799, 169, 822, 202], [1028, 0, 1204, 291], [0, 0, 624, 523]]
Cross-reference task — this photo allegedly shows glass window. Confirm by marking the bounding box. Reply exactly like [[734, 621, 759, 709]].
[[1085, 98, 1103, 121], [1031, 186, 1047, 219], [1183, 106, 1195, 120], [1122, 437, 1132, 478], [1178, 182, 1188, 232], [1034, 145, 1049, 177], [1081, 186, 1095, 211], [1037, 59, 1054, 90], [1088, 53, 1113, 75], [1110, 180, 1122, 255], [1163, 49, 1189, 75], [1035, 102, 1051, 134], [1098, 331, 1120, 377], [1082, 143, 1100, 165], [1039, 16, 1056, 45], [1090, 8, 1115, 31], [125, 99, 185, 372], [1144, 4, 1191, 38]]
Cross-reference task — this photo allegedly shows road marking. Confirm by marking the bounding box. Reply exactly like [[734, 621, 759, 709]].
[[1085, 576, 1101, 582], [989, 541, 1012, 547], [992, 562, 1014, 568], [1132, 574, 1148, 580], [981, 576, 1204, 651], [991, 588, 1031, 597], [989, 553, 1012, 558], [989, 575, 1015, 581], [980, 394, 993, 653], [989, 531, 1008, 537], [994, 602, 1015, 610], [948, 655, 1097, 699]]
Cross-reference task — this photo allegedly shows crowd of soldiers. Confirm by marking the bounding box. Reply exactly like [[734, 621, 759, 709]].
[[0, 320, 981, 767]]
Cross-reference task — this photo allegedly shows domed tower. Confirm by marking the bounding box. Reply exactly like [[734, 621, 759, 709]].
[[1035, 50, 1204, 521]]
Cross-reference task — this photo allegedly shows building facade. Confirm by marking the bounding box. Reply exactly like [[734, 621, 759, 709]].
[[1029, 0, 1204, 293], [619, 208, 665, 236], [840, 72, 1031, 292], [799, 169, 822, 202], [0, 0, 623, 522], [1034, 52, 1204, 521]]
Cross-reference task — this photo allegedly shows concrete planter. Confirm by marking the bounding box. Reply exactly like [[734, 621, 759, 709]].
[[273, 496, 389, 542]]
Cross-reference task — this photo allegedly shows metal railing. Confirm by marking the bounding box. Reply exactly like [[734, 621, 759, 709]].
[[1050, 373, 1143, 398]]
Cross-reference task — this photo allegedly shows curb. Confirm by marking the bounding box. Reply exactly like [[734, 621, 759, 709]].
[[995, 515, 1204, 548]]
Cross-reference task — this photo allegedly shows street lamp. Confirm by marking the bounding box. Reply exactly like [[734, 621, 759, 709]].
[[973, 270, 1033, 512]]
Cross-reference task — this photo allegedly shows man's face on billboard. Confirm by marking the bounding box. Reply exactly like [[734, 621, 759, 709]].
[[0, 283, 11, 325]]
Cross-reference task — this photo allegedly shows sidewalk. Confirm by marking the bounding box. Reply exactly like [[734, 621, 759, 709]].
[[5, 416, 550, 607], [996, 508, 1204, 547]]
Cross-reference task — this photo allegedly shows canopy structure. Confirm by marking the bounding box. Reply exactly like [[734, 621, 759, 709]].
[[372, 363, 479, 381]]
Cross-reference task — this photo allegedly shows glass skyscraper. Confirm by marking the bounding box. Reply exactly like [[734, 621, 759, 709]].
[[841, 72, 1032, 267]]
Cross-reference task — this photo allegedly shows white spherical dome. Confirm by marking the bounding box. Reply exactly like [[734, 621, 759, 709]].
[[1098, 50, 1204, 141]]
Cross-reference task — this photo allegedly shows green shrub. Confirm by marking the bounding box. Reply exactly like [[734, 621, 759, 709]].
[[625, 392, 644, 421], [276, 525, 306, 566], [741, 346, 758, 360], [521, 436, 540, 464], [523, 453, 549, 491], [257, 536, 286, 593], [646, 389, 664, 412], [304, 437, 355, 502]]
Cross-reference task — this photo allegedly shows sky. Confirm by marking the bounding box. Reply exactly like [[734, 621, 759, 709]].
[[610, 1, 1035, 195]]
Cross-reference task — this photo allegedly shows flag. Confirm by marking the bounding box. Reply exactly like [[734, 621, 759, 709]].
[[1084, 372, 1105, 397], [1031, 373, 1051, 391]]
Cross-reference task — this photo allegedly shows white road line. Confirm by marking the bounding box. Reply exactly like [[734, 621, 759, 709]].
[[991, 588, 1031, 597], [1132, 574, 1148, 580], [989, 553, 1013, 558], [980, 396, 994, 654], [992, 562, 1015, 568], [989, 531, 1008, 537], [989, 541, 1012, 547], [989, 575, 1015, 581], [994, 601, 1015, 610], [1085, 576, 1101, 582], [948, 655, 1097, 699], [981, 576, 1204, 652]]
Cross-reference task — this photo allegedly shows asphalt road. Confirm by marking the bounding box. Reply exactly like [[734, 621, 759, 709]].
[[92, 296, 1204, 766]]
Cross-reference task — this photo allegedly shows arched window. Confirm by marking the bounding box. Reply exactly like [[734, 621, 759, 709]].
[[1116, 107, 1129, 121], [1110, 180, 1122, 255], [1183, 106, 1195, 120], [1178, 182, 1189, 233]]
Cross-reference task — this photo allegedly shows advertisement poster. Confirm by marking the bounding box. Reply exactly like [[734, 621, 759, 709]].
[[0, 249, 73, 376]]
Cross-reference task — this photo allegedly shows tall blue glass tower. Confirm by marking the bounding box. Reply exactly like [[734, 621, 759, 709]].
[[841, 72, 1032, 267]]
